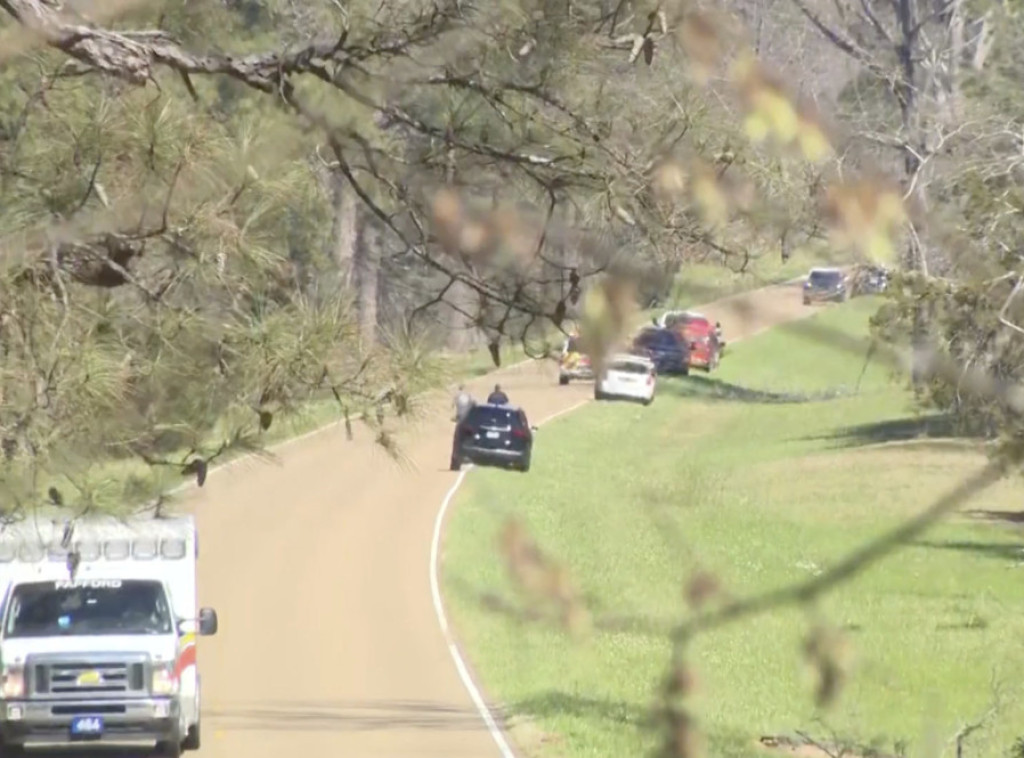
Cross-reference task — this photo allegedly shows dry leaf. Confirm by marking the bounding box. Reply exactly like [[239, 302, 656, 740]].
[[642, 35, 655, 65]]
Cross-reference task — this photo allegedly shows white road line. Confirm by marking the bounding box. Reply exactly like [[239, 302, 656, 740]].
[[429, 398, 589, 758]]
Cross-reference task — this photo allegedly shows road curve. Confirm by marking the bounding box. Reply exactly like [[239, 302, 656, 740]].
[[182, 279, 812, 757]]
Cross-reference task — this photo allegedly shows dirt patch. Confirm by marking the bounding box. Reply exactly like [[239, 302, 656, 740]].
[[506, 714, 565, 756], [758, 734, 902, 758]]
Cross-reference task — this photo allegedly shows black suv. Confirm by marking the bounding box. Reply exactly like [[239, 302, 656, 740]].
[[451, 404, 534, 473], [802, 267, 849, 305]]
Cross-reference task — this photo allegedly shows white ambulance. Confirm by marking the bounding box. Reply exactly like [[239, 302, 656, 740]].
[[0, 510, 217, 755]]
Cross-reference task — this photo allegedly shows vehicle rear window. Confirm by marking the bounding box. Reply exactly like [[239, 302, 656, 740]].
[[809, 270, 841, 286], [635, 330, 676, 348], [466, 406, 525, 428], [662, 314, 689, 329], [610, 361, 650, 374]]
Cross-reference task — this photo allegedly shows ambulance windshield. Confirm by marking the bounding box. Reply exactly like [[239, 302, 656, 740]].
[[4, 579, 174, 637]]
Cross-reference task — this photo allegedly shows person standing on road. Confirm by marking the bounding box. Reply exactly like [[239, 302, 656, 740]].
[[487, 383, 509, 405], [453, 384, 475, 423]]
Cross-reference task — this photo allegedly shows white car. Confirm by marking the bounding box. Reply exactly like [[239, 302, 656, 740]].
[[594, 353, 657, 405]]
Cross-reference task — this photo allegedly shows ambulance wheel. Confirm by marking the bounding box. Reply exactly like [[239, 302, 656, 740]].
[[182, 722, 201, 751], [157, 738, 183, 757]]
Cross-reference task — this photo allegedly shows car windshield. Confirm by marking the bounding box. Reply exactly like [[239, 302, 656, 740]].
[[809, 270, 842, 287], [466, 406, 524, 429], [610, 361, 650, 374], [4, 579, 174, 638]]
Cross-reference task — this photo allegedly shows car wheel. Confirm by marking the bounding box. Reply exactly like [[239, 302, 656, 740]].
[[558, 374, 570, 386], [519, 456, 531, 473], [642, 396, 653, 406], [449, 452, 461, 471], [182, 722, 201, 751]]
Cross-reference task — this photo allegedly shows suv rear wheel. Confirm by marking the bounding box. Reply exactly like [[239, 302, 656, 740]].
[[449, 451, 461, 471]]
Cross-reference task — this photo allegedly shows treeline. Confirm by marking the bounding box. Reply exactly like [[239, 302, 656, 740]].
[[0, 0, 1020, 511]]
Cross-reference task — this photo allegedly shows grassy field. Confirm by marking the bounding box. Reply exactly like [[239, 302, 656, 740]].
[[664, 253, 814, 307], [443, 297, 1024, 758]]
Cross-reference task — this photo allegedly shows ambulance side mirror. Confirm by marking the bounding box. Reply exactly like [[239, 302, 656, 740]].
[[198, 607, 219, 636]]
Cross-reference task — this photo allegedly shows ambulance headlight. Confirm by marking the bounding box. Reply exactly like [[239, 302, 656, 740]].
[[151, 663, 178, 696], [1, 664, 25, 699]]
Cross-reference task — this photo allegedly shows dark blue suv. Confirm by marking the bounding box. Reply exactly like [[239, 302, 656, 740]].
[[450, 404, 534, 473], [631, 327, 690, 375]]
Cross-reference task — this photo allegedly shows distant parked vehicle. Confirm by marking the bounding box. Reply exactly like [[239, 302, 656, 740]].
[[558, 332, 594, 386], [850, 264, 890, 296], [661, 312, 721, 372], [450, 403, 535, 473], [803, 267, 849, 305], [631, 327, 690, 375], [595, 353, 657, 405]]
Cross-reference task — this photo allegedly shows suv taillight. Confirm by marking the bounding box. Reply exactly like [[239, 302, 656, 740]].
[[511, 427, 529, 439], [461, 427, 477, 437]]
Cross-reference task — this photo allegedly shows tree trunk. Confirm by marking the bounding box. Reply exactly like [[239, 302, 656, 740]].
[[355, 221, 381, 346], [326, 169, 358, 290], [896, 0, 931, 386], [933, 0, 964, 124], [445, 280, 482, 352]]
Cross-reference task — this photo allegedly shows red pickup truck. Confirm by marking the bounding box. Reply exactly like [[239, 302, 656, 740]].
[[661, 311, 722, 372]]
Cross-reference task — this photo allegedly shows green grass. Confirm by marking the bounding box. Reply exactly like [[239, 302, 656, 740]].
[[443, 298, 1024, 758], [660, 244, 837, 310]]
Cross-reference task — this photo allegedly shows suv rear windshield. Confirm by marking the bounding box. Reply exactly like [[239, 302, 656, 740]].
[[465, 406, 526, 429], [663, 313, 703, 329], [4, 579, 174, 638], [635, 329, 677, 349], [809, 270, 842, 287], [610, 360, 650, 374]]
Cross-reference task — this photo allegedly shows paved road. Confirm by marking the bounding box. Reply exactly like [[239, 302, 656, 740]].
[[183, 279, 813, 757]]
